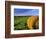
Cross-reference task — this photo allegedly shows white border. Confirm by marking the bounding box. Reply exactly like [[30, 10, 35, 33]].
[[11, 5, 42, 34]]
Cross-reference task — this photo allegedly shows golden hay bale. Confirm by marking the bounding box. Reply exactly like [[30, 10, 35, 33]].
[[27, 16, 38, 29]]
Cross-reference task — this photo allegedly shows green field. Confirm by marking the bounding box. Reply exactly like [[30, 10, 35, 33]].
[[14, 16, 30, 30]]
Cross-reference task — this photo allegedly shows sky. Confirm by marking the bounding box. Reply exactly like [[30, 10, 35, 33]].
[[14, 8, 39, 16]]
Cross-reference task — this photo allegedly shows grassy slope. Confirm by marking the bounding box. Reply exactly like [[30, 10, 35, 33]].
[[14, 16, 29, 30]]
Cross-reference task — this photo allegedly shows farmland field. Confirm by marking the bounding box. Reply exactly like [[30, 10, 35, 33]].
[[14, 16, 39, 30]]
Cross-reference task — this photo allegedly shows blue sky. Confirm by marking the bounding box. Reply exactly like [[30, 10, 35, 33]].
[[14, 8, 39, 16]]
